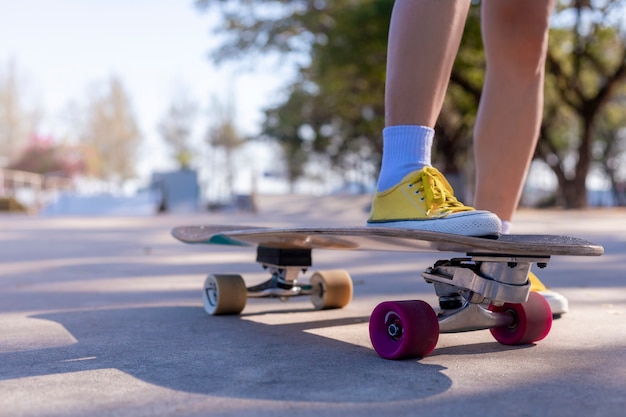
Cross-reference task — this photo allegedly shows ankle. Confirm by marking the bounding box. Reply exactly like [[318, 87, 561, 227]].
[[377, 125, 434, 191]]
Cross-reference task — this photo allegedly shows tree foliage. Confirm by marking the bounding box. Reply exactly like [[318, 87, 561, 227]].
[[260, 0, 391, 187], [436, 7, 484, 176], [539, 0, 626, 207], [78, 76, 142, 182], [196, 0, 337, 63], [205, 98, 246, 197], [158, 88, 198, 169]]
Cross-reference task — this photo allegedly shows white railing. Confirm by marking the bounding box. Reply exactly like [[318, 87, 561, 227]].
[[0, 169, 74, 211]]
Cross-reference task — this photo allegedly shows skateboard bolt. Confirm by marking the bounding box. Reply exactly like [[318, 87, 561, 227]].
[[387, 322, 403, 339]]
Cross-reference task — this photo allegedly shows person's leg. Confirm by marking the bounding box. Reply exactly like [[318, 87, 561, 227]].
[[474, 0, 566, 315], [385, 0, 471, 128], [473, 0, 555, 224], [370, 0, 500, 236], [376, 0, 471, 191]]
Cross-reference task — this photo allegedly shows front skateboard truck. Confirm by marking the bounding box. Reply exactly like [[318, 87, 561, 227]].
[[369, 254, 553, 360], [424, 255, 547, 332]]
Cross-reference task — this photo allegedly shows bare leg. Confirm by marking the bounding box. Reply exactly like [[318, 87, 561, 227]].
[[473, 0, 555, 221], [385, 0, 471, 127], [371, 0, 501, 237]]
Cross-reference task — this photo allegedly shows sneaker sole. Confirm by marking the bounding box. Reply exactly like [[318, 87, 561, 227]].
[[367, 210, 501, 237]]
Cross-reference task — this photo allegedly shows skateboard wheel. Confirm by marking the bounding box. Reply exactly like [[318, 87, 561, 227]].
[[489, 291, 553, 345], [202, 274, 247, 315], [369, 300, 439, 360], [310, 269, 353, 310]]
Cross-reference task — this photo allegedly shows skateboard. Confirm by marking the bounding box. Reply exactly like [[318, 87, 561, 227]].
[[172, 225, 603, 359]]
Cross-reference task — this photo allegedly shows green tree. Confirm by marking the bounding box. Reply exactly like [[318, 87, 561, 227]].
[[435, 7, 484, 200], [261, 0, 391, 188], [205, 98, 246, 198], [538, 0, 626, 208], [195, 0, 335, 63], [594, 99, 626, 205], [261, 86, 311, 188]]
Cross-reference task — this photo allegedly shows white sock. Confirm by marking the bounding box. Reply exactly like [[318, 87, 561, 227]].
[[501, 221, 512, 235], [376, 125, 434, 192]]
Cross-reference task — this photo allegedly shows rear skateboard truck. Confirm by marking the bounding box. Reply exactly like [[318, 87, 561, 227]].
[[202, 246, 353, 315], [369, 254, 553, 360]]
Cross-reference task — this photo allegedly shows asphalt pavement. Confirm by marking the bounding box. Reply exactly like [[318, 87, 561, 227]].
[[1, 195, 624, 417]]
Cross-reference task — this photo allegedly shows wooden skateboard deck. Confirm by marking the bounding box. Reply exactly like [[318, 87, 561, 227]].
[[171, 225, 604, 257]]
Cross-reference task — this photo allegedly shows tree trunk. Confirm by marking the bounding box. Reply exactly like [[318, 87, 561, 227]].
[[560, 177, 588, 209], [560, 116, 595, 208]]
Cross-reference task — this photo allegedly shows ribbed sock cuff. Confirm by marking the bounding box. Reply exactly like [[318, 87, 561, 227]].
[[377, 125, 435, 191]]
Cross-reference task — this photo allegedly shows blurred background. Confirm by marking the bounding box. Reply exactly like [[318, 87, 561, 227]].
[[1, 0, 625, 216]]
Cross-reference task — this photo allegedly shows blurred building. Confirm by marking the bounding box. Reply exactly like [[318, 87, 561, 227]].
[[151, 169, 199, 214]]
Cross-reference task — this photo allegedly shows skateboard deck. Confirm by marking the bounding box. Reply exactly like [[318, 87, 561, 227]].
[[171, 225, 603, 257], [173, 224, 603, 360]]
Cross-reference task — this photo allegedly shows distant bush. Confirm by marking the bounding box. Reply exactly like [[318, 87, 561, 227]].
[[0, 197, 27, 212]]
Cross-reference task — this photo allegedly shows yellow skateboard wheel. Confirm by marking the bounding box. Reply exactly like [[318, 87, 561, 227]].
[[310, 269, 353, 310], [203, 274, 247, 315]]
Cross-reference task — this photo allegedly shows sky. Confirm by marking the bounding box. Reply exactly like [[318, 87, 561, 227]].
[[0, 0, 294, 185]]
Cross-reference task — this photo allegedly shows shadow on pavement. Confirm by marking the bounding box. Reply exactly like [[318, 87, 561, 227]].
[[1, 306, 452, 403]]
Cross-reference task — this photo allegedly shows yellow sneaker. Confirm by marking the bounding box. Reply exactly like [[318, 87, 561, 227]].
[[529, 272, 569, 317], [367, 167, 501, 236]]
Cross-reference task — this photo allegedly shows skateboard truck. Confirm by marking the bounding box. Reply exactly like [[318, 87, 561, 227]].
[[422, 254, 550, 333], [370, 253, 555, 360], [201, 246, 353, 315], [248, 246, 314, 299]]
